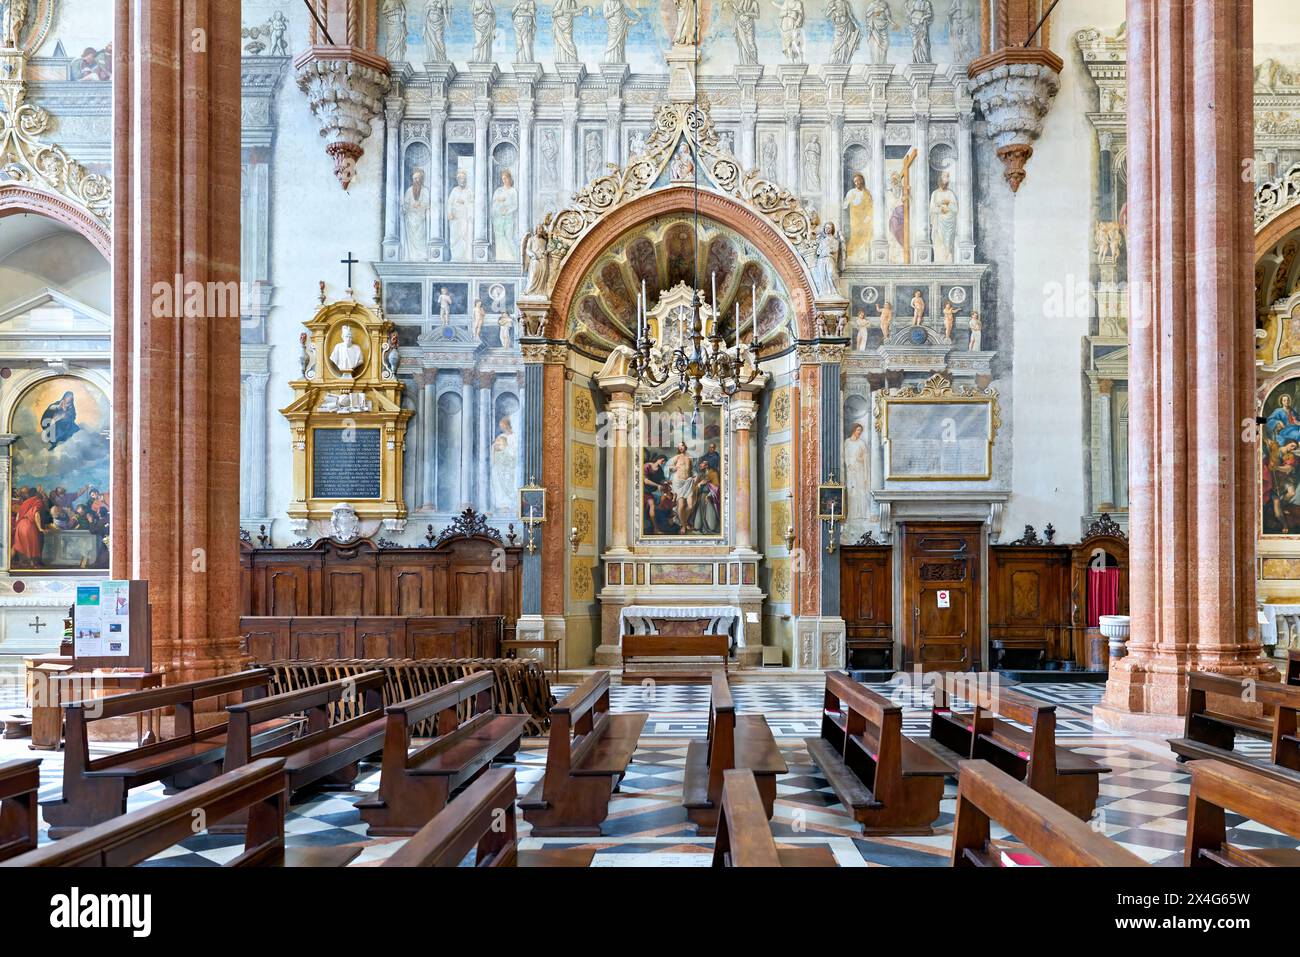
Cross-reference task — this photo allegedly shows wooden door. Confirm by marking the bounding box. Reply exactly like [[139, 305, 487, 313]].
[[840, 545, 893, 668], [902, 522, 982, 672]]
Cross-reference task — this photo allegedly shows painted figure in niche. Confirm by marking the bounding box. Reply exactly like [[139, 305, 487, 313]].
[[472, 300, 487, 339], [967, 311, 982, 351], [383, 0, 408, 62], [491, 416, 517, 512], [423, 0, 449, 60], [843, 422, 870, 522], [803, 135, 822, 192], [401, 166, 430, 261], [877, 300, 893, 340], [602, 0, 639, 64], [906, 0, 932, 63], [761, 133, 780, 181], [725, 0, 760, 65], [843, 171, 872, 263], [948, 0, 973, 64], [269, 12, 289, 56], [447, 168, 474, 262], [330, 325, 364, 374], [523, 221, 550, 294], [513, 0, 536, 61], [552, 0, 580, 62], [439, 286, 453, 327], [76, 45, 113, 81], [888, 171, 907, 253], [864, 0, 894, 65], [1, 0, 28, 51], [471, 0, 495, 63], [826, 0, 861, 66], [812, 223, 842, 296], [910, 289, 925, 326], [719, 130, 735, 155], [1095, 221, 1124, 264], [852, 309, 870, 351], [541, 128, 560, 172], [670, 143, 695, 181], [492, 169, 519, 260], [585, 131, 603, 181], [929, 169, 958, 263], [772, 0, 804, 64], [942, 300, 956, 340], [673, 0, 698, 45], [629, 129, 646, 158], [498, 311, 515, 348]]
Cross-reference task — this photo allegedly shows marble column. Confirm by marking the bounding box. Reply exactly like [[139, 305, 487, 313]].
[[239, 354, 271, 523], [730, 395, 757, 552], [606, 391, 634, 552], [472, 105, 491, 261], [1096, 0, 1276, 732], [477, 372, 495, 510], [870, 109, 889, 263], [422, 378, 437, 509], [911, 113, 932, 263], [785, 115, 800, 192], [1095, 378, 1115, 511], [520, 356, 546, 614], [111, 0, 245, 685], [460, 370, 476, 508], [955, 111, 976, 263], [382, 93, 404, 260]]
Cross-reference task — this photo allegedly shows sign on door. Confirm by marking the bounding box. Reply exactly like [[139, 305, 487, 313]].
[[936, 590, 950, 609]]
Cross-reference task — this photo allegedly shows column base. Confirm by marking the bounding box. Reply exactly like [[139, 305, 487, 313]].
[[1096, 652, 1280, 735], [794, 616, 847, 670]]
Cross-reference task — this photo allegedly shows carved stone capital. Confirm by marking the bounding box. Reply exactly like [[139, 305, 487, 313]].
[[968, 48, 1063, 193], [294, 48, 392, 190]]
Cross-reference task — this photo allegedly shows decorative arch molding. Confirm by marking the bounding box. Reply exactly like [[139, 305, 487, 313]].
[[0, 185, 112, 260], [1256, 167, 1300, 258], [544, 186, 819, 342]]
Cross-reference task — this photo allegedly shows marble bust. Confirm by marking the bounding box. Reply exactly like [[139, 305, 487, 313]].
[[330, 325, 363, 376]]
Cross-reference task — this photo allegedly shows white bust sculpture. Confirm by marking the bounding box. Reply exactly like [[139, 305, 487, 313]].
[[330, 325, 363, 375]]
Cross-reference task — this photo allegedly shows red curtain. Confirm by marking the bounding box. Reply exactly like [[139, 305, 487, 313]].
[[1087, 568, 1120, 626]]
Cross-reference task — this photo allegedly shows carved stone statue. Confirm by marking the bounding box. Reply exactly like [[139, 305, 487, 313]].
[[673, 0, 698, 45], [728, 0, 760, 66], [942, 300, 956, 340], [864, 0, 893, 65], [948, 0, 973, 64], [826, 0, 860, 66], [968, 311, 982, 351], [772, 0, 804, 64], [602, 0, 639, 64], [1, 0, 28, 51], [382, 0, 408, 63], [906, 0, 933, 63], [552, 0, 580, 62], [471, 0, 495, 63], [812, 223, 842, 296], [522, 222, 550, 295], [423, 0, 449, 61], [513, 0, 537, 62], [330, 325, 364, 375], [670, 143, 695, 181], [910, 289, 926, 326], [877, 301, 893, 341]]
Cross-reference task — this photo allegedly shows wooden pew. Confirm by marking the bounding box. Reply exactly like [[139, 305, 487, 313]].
[[621, 633, 729, 684], [3, 758, 359, 867], [356, 671, 528, 835], [0, 759, 40, 861], [221, 670, 388, 808], [41, 669, 298, 837], [1168, 671, 1300, 784], [682, 672, 786, 835], [712, 769, 837, 867], [804, 671, 953, 834], [951, 759, 1147, 867], [1287, 648, 1298, 686], [520, 671, 648, 836], [384, 767, 595, 867], [1185, 759, 1300, 867], [926, 674, 1108, 819]]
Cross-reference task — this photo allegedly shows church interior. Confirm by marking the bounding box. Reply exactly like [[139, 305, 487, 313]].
[[1, 0, 1300, 910]]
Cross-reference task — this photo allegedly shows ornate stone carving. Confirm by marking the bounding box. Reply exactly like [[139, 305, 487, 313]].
[[434, 507, 503, 545], [329, 502, 362, 543], [872, 372, 1001, 441], [968, 49, 1063, 192], [1082, 511, 1127, 541], [295, 52, 392, 190], [1256, 163, 1300, 233]]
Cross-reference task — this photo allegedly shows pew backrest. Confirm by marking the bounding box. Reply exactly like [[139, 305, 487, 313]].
[[706, 671, 736, 794], [712, 769, 781, 867], [1186, 759, 1300, 865], [621, 633, 729, 661], [1286, 649, 1298, 687], [545, 670, 612, 779], [824, 670, 905, 788], [381, 670, 496, 770], [383, 767, 518, 867]]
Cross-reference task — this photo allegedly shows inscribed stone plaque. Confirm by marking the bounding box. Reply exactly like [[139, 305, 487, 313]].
[[312, 427, 382, 498], [884, 401, 993, 480]]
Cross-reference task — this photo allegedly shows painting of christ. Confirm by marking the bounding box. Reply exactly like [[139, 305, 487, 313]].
[[639, 393, 724, 540]]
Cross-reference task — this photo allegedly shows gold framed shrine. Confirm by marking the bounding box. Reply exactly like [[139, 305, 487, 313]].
[[875, 374, 1001, 482]]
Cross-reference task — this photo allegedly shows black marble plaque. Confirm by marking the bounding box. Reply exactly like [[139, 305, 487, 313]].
[[312, 427, 382, 499]]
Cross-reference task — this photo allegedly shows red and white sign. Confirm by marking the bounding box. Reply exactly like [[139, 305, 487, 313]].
[[936, 590, 950, 609]]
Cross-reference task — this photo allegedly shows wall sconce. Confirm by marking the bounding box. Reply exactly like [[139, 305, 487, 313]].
[[518, 476, 546, 555], [569, 494, 580, 554], [818, 473, 845, 555], [783, 490, 796, 552]]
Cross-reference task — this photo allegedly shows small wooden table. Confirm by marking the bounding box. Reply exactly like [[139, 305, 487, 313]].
[[27, 668, 164, 751], [500, 639, 561, 681]]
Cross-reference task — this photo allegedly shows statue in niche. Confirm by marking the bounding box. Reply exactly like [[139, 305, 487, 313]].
[[472, 300, 487, 339], [1, 0, 27, 49], [584, 131, 603, 181], [673, 0, 698, 45], [670, 143, 695, 181], [523, 221, 550, 294], [491, 168, 519, 260], [929, 169, 958, 264], [852, 309, 870, 351], [760, 133, 780, 181], [552, 0, 580, 62], [864, 0, 894, 65], [423, 0, 449, 61], [906, 0, 932, 63], [968, 312, 982, 351], [812, 223, 842, 296], [803, 135, 822, 192], [269, 11, 289, 55], [602, 0, 639, 64], [843, 171, 872, 263], [910, 289, 925, 326], [948, 0, 973, 64], [330, 325, 364, 375], [382, 0, 408, 62], [843, 422, 870, 523], [725, 0, 760, 65], [772, 0, 804, 64], [491, 416, 517, 512], [541, 128, 560, 172], [447, 168, 473, 262], [826, 0, 861, 66], [942, 300, 956, 340], [489, 282, 509, 314], [471, 0, 495, 63], [513, 0, 536, 62], [629, 129, 646, 158], [1095, 221, 1123, 264], [877, 300, 893, 340], [438, 286, 453, 327], [719, 130, 735, 155], [498, 312, 515, 349], [400, 166, 430, 261]]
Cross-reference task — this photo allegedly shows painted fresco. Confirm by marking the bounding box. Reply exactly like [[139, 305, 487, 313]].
[[640, 392, 723, 539], [1263, 377, 1300, 537]]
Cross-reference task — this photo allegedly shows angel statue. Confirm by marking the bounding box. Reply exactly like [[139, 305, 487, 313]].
[[522, 219, 551, 295]]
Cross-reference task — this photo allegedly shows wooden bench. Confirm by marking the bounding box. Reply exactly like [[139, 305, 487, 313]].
[[41, 669, 299, 838], [1168, 671, 1300, 785], [1287, 648, 1298, 686], [1185, 759, 1300, 867], [804, 671, 954, 834], [3, 758, 359, 867], [926, 674, 1108, 819], [520, 670, 648, 836], [621, 633, 729, 684], [712, 769, 837, 867], [0, 759, 40, 861], [356, 670, 528, 835], [683, 672, 786, 835], [384, 767, 595, 867], [950, 759, 1146, 867]]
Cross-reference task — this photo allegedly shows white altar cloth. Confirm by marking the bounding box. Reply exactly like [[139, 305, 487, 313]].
[[619, 605, 746, 646]]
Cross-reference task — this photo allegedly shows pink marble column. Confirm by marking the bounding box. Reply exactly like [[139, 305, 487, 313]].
[[1096, 0, 1277, 733]]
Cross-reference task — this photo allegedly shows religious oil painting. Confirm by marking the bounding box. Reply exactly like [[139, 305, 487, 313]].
[[9, 376, 111, 572], [1261, 377, 1300, 537], [639, 393, 724, 540]]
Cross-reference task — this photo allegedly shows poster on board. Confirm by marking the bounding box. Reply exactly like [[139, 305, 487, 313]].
[[73, 580, 144, 664]]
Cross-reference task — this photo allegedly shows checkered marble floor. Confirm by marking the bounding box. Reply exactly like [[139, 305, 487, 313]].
[[3, 676, 1294, 867]]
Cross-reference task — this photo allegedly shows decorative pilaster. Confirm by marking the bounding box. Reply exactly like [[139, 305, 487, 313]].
[[777, 63, 807, 190], [1095, 378, 1115, 511], [867, 67, 891, 263], [515, 63, 542, 236], [381, 88, 405, 261], [601, 63, 629, 168], [955, 104, 976, 263], [605, 392, 634, 553], [906, 64, 936, 264], [735, 65, 764, 171], [729, 394, 758, 552], [459, 369, 476, 506], [468, 63, 499, 262], [239, 345, 274, 531], [427, 64, 455, 260], [555, 63, 585, 203]]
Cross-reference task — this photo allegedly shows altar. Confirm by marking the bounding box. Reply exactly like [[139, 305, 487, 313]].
[[618, 605, 746, 646]]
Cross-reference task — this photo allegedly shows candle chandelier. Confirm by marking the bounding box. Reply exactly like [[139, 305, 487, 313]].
[[627, 6, 761, 414]]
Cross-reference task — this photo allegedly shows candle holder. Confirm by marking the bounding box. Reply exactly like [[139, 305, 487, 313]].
[[519, 476, 547, 556], [569, 495, 581, 554], [817, 473, 845, 555]]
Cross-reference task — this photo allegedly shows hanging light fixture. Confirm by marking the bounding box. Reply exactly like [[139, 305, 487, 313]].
[[627, 6, 760, 416]]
